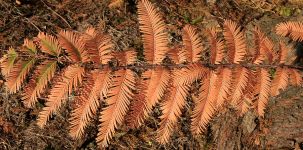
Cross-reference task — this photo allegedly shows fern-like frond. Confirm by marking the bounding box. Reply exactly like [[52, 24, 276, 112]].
[[230, 67, 249, 106], [238, 96, 253, 115], [223, 20, 246, 64], [276, 21, 303, 41], [253, 27, 266, 64], [6, 58, 36, 94], [253, 27, 274, 64], [157, 70, 189, 144], [37, 65, 85, 128], [126, 78, 148, 128], [1, 2, 303, 147], [236, 70, 255, 115], [126, 67, 170, 129], [38, 32, 61, 56], [178, 63, 207, 86], [289, 68, 302, 86], [168, 46, 182, 64], [0, 47, 18, 77], [213, 67, 232, 108], [143, 68, 170, 109], [205, 28, 224, 64], [191, 70, 217, 135], [69, 68, 112, 139], [180, 24, 203, 63], [81, 28, 113, 65], [22, 60, 57, 108], [22, 39, 37, 55], [277, 41, 288, 64], [115, 50, 137, 65], [98, 34, 114, 65], [83, 27, 98, 37], [255, 68, 271, 117], [97, 69, 135, 147], [58, 30, 89, 62], [81, 28, 100, 64], [270, 67, 289, 96], [138, 0, 169, 64], [261, 37, 274, 63]]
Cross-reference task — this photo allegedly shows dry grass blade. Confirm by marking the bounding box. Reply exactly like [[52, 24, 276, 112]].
[[97, 69, 135, 147], [69, 68, 112, 139], [223, 20, 246, 64], [276, 21, 303, 41], [6, 59, 36, 94], [37, 65, 85, 128], [138, 0, 169, 64], [157, 70, 189, 144], [271, 67, 289, 96], [191, 70, 217, 135], [181, 24, 203, 63], [205, 28, 224, 64], [58, 30, 89, 62], [22, 60, 57, 108], [38, 32, 61, 56]]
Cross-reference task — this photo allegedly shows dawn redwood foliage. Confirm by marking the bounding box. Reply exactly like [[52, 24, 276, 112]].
[[0, 0, 302, 148]]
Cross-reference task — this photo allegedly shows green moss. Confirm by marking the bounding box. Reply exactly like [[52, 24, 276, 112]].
[[277, 6, 293, 17]]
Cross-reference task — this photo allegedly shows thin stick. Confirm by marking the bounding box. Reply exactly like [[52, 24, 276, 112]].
[[9, 53, 303, 70], [11, 6, 41, 32], [40, 0, 72, 28]]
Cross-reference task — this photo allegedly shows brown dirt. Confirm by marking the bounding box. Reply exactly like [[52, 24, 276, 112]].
[[208, 86, 303, 150], [0, 0, 303, 149]]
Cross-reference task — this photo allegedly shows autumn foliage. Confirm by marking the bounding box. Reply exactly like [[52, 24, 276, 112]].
[[0, 0, 302, 148]]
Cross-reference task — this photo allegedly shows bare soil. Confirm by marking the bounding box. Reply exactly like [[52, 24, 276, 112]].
[[0, 0, 303, 149]]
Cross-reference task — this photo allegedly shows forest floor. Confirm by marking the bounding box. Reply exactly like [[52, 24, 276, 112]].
[[0, 0, 303, 149]]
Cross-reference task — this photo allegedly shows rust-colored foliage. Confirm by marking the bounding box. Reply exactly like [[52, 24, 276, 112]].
[[276, 21, 303, 41], [0, 0, 302, 148], [138, 0, 169, 64]]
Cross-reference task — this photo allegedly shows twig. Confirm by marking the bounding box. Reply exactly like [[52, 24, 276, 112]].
[[11, 6, 42, 32], [9, 53, 303, 70], [40, 0, 72, 28], [112, 63, 303, 70], [23, 18, 42, 32]]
